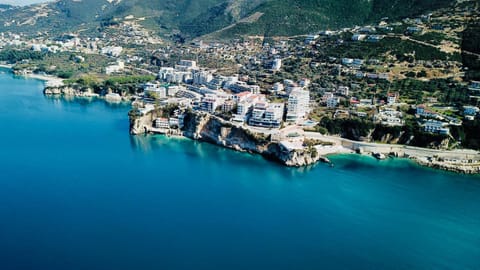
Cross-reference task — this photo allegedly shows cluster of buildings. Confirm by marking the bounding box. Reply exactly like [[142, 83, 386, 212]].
[[415, 105, 466, 135], [2, 4, 474, 145], [142, 59, 312, 129], [375, 108, 404, 127]]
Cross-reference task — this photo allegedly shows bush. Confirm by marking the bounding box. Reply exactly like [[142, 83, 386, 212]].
[[319, 117, 374, 140]]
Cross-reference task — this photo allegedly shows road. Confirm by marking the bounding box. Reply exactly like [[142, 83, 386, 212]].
[[305, 131, 480, 159]]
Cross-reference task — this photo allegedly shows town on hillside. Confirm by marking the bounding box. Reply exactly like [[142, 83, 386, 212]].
[[1, 0, 479, 159]]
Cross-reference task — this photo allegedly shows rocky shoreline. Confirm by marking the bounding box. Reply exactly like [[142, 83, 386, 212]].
[[411, 157, 480, 174], [129, 108, 325, 167], [129, 105, 480, 174], [338, 140, 480, 174], [44, 85, 132, 102]]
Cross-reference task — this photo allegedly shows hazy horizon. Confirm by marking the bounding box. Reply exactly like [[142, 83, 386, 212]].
[[0, 0, 51, 6]]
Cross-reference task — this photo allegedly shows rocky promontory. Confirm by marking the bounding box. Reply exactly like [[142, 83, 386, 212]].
[[129, 107, 322, 167], [44, 86, 100, 97], [44, 85, 132, 102]]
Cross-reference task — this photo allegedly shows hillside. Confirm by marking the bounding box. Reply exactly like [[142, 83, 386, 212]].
[[193, 0, 455, 38], [462, 20, 480, 80], [0, 0, 226, 35], [0, 0, 456, 38]]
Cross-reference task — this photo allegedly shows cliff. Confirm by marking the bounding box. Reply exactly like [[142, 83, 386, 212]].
[[129, 109, 322, 167], [44, 86, 99, 98]]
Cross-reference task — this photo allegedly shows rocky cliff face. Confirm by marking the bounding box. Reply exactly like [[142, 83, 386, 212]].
[[130, 109, 321, 167], [129, 110, 157, 135], [44, 86, 99, 97]]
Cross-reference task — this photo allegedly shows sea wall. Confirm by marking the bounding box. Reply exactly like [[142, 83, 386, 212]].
[[130, 109, 322, 167]]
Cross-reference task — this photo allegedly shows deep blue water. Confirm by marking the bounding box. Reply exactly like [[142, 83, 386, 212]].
[[0, 71, 479, 270]]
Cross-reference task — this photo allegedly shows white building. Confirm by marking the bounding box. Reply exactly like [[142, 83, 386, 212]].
[[387, 93, 399, 105], [232, 94, 266, 123], [105, 60, 125, 75], [144, 83, 167, 99], [200, 94, 219, 113], [337, 86, 349, 96], [272, 82, 284, 93], [101, 46, 123, 57], [232, 101, 251, 123], [305, 34, 319, 44], [193, 70, 213, 85], [327, 97, 340, 108], [177, 60, 197, 70], [424, 120, 449, 135], [167, 85, 184, 97], [154, 118, 170, 129], [352, 34, 367, 41], [228, 81, 256, 93], [158, 67, 176, 81], [165, 71, 191, 84], [272, 59, 282, 71], [286, 88, 310, 123], [169, 115, 185, 129], [249, 102, 284, 128]]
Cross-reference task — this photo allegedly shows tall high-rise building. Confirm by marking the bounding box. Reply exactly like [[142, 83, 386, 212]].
[[286, 88, 310, 123]]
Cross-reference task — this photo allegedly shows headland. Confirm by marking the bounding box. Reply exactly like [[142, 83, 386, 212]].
[[129, 102, 480, 174]]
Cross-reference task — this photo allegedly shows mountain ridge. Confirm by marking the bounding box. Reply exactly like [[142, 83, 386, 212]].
[[0, 0, 455, 38]]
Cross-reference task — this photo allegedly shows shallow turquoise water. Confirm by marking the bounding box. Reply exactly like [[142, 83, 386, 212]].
[[0, 71, 479, 269]]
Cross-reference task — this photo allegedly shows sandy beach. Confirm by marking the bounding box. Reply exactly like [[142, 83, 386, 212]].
[[0, 65, 64, 87], [0, 64, 14, 69], [22, 73, 64, 87]]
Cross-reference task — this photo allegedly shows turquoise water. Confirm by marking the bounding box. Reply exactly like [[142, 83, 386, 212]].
[[0, 71, 480, 269]]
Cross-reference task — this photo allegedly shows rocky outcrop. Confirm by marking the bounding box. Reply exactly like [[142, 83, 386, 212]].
[[129, 110, 157, 135], [130, 109, 322, 167], [412, 157, 480, 174], [44, 86, 99, 98]]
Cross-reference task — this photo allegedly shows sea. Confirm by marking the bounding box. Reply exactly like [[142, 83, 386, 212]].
[[0, 70, 479, 270]]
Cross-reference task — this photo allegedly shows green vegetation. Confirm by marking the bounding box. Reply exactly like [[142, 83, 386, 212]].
[[319, 118, 374, 140], [411, 32, 448, 46], [65, 75, 155, 95], [462, 20, 480, 80], [0, 49, 45, 63], [12, 52, 111, 79], [211, 0, 453, 38], [370, 119, 448, 148], [369, 0, 453, 21], [0, 0, 454, 38], [459, 120, 480, 150], [373, 78, 469, 105], [318, 117, 451, 148], [326, 37, 460, 62]]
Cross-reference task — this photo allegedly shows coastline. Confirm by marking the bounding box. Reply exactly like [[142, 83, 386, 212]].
[[21, 73, 65, 87], [0, 64, 65, 87], [129, 106, 480, 174], [301, 131, 480, 174], [136, 125, 480, 174], [321, 137, 480, 174], [0, 64, 14, 69], [2, 70, 477, 174]]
